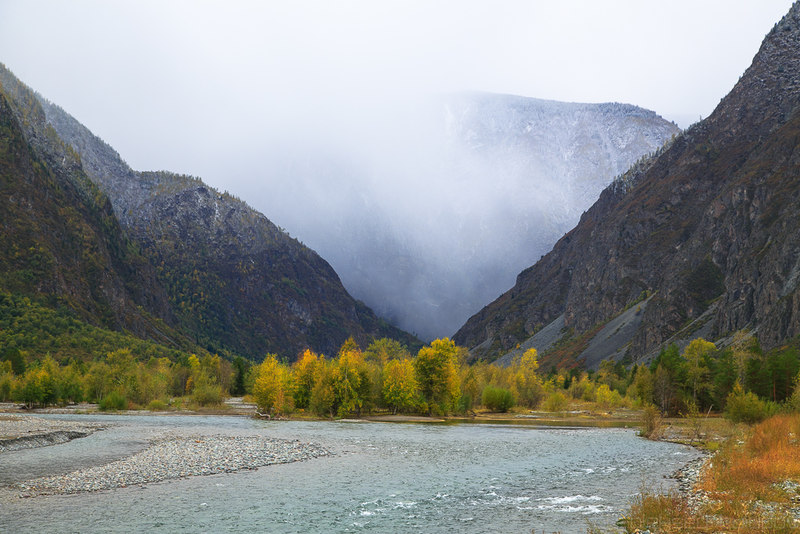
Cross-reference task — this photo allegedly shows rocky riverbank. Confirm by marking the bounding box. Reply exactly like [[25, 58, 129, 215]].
[[13, 433, 329, 497], [0, 414, 105, 453], [669, 452, 713, 514]]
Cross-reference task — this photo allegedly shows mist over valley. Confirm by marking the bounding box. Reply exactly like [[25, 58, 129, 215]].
[[254, 92, 679, 339]]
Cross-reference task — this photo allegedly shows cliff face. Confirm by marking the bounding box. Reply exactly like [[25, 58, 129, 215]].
[[0, 64, 417, 359], [454, 3, 800, 363]]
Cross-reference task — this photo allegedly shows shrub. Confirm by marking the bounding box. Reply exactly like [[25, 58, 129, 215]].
[[192, 381, 223, 407], [541, 391, 569, 412], [639, 404, 662, 439], [146, 399, 169, 411], [98, 391, 127, 411], [595, 384, 624, 410], [725, 384, 775, 424], [482, 386, 515, 412]]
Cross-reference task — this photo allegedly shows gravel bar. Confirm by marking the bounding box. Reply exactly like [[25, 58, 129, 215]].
[[0, 415, 105, 452], [15, 434, 330, 497]]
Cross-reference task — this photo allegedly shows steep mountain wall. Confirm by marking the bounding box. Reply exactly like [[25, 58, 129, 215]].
[[455, 3, 800, 363]]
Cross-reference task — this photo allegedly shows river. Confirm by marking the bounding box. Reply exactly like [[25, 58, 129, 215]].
[[0, 414, 699, 533]]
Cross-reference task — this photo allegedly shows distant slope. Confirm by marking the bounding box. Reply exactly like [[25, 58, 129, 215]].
[[262, 93, 678, 340], [454, 3, 800, 364]]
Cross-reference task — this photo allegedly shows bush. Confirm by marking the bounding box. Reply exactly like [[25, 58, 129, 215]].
[[192, 381, 223, 407], [640, 404, 662, 439], [146, 399, 169, 411], [595, 384, 625, 410], [725, 384, 775, 424], [98, 391, 127, 411], [482, 386, 515, 412], [541, 391, 569, 412]]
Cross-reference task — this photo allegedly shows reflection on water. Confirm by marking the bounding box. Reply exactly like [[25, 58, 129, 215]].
[[0, 414, 699, 533]]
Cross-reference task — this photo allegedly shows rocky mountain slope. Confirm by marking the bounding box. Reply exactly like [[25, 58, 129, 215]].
[[0, 77, 189, 349], [262, 93, 678, 340], [455, 2, 800, 366], [0, 64, 417, 359]]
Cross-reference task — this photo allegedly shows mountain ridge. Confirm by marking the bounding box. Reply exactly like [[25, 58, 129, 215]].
[[0, 63, 418, 359], [454, 2, 800, 365]]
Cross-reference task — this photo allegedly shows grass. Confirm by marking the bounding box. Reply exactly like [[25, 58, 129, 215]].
[[623, 414, 800, 533]]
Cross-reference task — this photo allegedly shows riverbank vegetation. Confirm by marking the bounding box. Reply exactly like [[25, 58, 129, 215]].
[[622, 413, 800, 533], [2, 328, 800, 426]]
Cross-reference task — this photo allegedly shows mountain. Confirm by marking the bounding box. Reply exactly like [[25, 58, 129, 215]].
[[454, 3, 800, 367], [257, 93, 679, 340], [0, 64, 417, 359], [0, 74, 190, 349]]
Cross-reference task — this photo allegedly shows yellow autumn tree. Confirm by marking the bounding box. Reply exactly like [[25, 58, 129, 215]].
[[292, 349, 319, 410], [252, 354, 292, 416], [382, 358, 418, 414], [509, 348, 543, 407], [333, 341, 371, 417]]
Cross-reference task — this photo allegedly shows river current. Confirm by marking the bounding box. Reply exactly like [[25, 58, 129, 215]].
[[0, 414, 699, 533]]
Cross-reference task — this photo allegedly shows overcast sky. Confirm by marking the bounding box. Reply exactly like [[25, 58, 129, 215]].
[[0, 0, 794, 194]]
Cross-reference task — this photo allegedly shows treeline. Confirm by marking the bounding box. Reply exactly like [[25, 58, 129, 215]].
[[0, 292, 197, 362], [249, 337, 545, 417], [2, 328, 799, 423], [0, 348, 239, 410], [628, 334, 800, 422]]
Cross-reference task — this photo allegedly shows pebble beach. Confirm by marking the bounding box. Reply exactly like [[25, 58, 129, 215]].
[[0, 414, 329, 498]]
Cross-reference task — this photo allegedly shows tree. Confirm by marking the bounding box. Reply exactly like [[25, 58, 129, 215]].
[[310, 357, 337, 418], [382, 358, 418, 414], [730, 331, 757, 387], [231, 356, 250, 396], [509, 348, 543, 407], [630, 364, 654, 405], [333, 344, 370, 417], [364, 338, 410, 366], [414, 338, 460, 414], [292, 349, 319, 410], [653, 365, 675, 415], [252, 354, 292, 416], [683, 338, 715, 406], [16, 366, 55, 408]]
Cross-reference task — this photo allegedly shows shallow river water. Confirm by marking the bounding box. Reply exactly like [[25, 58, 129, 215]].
[[0, 414, 699, 533]]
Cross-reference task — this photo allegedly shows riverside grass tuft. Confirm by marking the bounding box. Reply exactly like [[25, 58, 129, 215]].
[[623, 414, 800, 533]]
